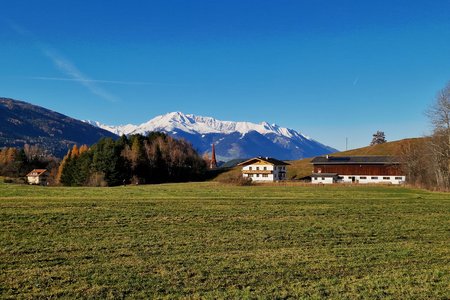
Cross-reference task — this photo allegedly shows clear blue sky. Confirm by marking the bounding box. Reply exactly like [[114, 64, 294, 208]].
[[1, 1, 449, 150]]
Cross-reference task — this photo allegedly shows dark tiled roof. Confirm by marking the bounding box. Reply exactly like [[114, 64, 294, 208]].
[[311, 173, 339, 177], [311, 156, 400, 165], [238, 156, 290, 166]]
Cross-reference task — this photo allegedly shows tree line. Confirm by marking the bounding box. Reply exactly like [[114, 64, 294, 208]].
[[58, 132, 207, 186]]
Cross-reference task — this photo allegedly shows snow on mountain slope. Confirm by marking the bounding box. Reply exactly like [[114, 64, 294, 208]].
[[86, 112, 337, 160], [98, 112, 312, 138], [83, 120, 138, 136]]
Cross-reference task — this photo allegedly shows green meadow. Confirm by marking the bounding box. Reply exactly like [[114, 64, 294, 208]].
[[1, 182, 449, 299]]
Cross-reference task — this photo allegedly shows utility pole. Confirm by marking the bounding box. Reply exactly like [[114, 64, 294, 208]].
[[345, 137, 348, 151]]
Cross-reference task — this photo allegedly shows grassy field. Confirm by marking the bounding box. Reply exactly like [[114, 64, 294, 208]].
[[1, 182, 449, 299]]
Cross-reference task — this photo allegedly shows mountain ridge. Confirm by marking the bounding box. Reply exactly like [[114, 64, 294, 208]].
[[87, 111, 338, 160], [0, 97, 118, 157]]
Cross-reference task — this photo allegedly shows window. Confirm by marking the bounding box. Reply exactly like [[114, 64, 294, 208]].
[[249, 167, 252, 170], [256, 174, 260, 177], [348, 176, 352, 179], [360, 176, 367, 179], [262, 174, 268, 177], [263, 167, 267, 170], [248, 174, 253, 177], [313, 177, 317, 180], [256, 167, 260, 170], [395, 177, 402, 180], [383, 177, 390, 180], [371, 177, 378, 180], [322, 177, 325, 180]]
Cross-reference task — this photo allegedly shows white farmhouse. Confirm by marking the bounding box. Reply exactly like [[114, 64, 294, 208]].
[[238, 157, 289, 182], [26, 169, 48, 185]]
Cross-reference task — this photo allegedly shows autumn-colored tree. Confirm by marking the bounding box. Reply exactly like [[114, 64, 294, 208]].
[[79, 144, 89, 154], [56, 150, 71, 184], [70, 145, 79, 158]]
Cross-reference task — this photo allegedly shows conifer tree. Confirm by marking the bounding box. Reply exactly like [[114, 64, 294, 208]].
[[370, 131, 387, 146]]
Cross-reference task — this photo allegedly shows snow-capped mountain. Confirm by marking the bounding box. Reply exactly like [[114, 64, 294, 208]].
[[86, 112, 338, 160]]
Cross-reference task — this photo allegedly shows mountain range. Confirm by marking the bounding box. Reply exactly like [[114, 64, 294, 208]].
[[0, 97, 337, 160], [86, 112, 338, 160], [0, 98, 117, 157]]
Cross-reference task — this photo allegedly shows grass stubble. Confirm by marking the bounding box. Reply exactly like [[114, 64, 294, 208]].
[[1, 182, 449, 298]]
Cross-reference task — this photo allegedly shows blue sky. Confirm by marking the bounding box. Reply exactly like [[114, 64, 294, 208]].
[[1, 1, 449, 150]]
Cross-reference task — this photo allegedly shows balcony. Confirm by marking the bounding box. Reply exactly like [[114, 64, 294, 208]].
[[242, 170, 273, 174]]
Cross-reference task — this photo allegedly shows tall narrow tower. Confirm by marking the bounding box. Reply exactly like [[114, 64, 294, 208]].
[[210, 144, 217, 169]]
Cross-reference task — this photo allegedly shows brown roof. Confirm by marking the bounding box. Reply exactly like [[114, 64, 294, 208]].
[[238, 156, 290, 166], [311, 156, 400, 165], [26, 169, 47, 177]]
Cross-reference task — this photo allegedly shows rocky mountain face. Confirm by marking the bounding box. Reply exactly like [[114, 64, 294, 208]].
[[0, 98, 118, 157], [89, 112, 337, 160]]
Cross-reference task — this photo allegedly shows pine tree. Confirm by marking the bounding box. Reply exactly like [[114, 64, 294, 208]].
[[370, 131, 387, 146]]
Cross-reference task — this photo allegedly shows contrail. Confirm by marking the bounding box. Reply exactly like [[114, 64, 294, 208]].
[[7, 20, 119, 103], [39, 47, 119, 102], [25, 76, 165, 86]]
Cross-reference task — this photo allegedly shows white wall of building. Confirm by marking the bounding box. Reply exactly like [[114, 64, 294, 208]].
[[339, 175, 405, 185], [27, 176, 40, 184], [312, 175, 406, 185], [242, 164, 287, 182], [312, 176, 335, 184]]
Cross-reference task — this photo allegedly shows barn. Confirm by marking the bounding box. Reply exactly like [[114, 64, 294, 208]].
[[311, 155, 405, 184]]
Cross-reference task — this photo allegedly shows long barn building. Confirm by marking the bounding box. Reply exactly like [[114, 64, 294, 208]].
[[311, 155, 405, 184]]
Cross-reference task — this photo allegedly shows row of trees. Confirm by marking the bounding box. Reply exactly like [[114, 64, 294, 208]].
[[402, 82, 450, 191], [58, 132, 207, 186]]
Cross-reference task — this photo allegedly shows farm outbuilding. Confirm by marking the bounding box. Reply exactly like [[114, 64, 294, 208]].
[[311, 155, 405, 184], [26, 169, 48, 185]]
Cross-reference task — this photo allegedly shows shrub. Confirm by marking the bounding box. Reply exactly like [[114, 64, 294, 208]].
[[88, 172, 108, 187], [218, 173, 253, 186]]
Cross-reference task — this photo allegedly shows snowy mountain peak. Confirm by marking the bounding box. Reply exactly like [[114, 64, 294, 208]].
[[85, 112, 337, 160], [128, 112, 308, 139]]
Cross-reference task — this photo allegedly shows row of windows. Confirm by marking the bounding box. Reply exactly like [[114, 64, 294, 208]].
[[248, 166, 286, 171], [248, 174, 270, 178], [349, 176, 403, 180], [314, 176, 404, 181], [249, 166, 267, 171]]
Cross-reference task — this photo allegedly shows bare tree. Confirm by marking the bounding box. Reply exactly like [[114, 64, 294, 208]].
[[426, 82, 450, 190]]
